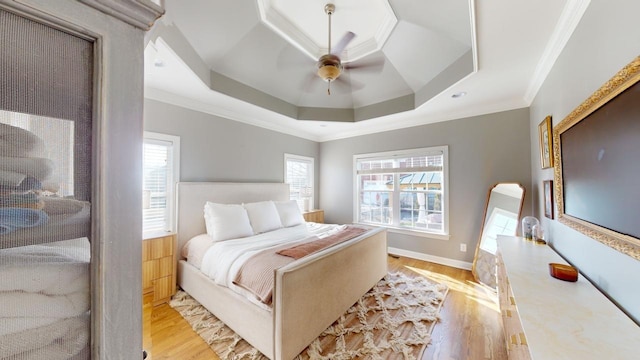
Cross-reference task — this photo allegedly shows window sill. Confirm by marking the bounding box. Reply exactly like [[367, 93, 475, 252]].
[[353, 222, 450, 241], [143, 230, 175, 240]]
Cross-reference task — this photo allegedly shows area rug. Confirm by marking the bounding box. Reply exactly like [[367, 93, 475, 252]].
[[169, 272, 448, 360]]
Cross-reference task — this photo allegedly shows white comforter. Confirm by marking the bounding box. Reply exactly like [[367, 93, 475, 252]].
[[200, 222, 345, 288]]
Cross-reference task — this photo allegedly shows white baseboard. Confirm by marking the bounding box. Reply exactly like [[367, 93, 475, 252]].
[[388, 247, 473, 270]]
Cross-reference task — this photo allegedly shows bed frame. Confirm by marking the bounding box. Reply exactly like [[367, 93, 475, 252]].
[[175, 182, 388, 360]]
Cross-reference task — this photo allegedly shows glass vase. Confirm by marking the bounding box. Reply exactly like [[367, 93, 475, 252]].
[[521, 216, 540, 241]]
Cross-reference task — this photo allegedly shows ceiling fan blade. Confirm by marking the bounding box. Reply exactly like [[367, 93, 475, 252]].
[[301, 72, 322, 93], [330, 31, 356, 55], [335, 73, 364, 93], [344, 55, 385, 74]]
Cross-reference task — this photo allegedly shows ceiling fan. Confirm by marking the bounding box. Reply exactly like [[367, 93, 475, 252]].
[[314, 3, 383, 95]]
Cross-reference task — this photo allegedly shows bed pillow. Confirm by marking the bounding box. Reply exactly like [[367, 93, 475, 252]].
[[243, 201, 283, 234], [203, 202, 254, 241], [181, 233, 215, 269], [274, 200, 306, 227]]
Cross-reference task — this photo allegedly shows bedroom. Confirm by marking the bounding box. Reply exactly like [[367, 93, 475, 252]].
[[141, 0, 640, 358], [0, 0, 639, 359]]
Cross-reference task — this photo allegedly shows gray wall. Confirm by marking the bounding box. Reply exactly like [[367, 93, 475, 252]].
[[320, 108, 532, 264], [144, 99, 320, 205], [529, 0, 640, 323]]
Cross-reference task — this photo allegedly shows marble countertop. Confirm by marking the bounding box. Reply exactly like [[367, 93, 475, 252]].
[[497, 235, 640, 359]]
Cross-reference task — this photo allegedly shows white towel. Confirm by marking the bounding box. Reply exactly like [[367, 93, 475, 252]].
[[0, 317, 59, 337], [0, 169, 26, 187], [0, 291, 89, 318], [0, 239, 89, 294], [0, 156, 53, 181], [41, 197, 87, 216], [0, 313, 89, 360], [0, 123, 45, 158]]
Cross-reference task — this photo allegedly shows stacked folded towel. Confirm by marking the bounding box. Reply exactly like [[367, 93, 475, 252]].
[[0, 123, 53, 236], [0, 238, 90, 359], [1, 123, 91, 357]]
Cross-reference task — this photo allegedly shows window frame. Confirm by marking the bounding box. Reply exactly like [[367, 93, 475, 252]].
[[142, 131, 180, 238], [353, 146, 450, 240], [284, 153, 315, 210]]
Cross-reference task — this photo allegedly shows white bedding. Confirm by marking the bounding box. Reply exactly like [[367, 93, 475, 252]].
[[185, 222, 347, 307]]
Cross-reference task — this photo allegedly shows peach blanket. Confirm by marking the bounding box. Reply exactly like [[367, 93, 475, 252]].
[[233, 226, 367, 305]]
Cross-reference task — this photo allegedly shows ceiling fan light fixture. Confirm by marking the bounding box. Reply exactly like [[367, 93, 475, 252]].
[[318, 65, 341, 81], [317, 54, 342, 81]]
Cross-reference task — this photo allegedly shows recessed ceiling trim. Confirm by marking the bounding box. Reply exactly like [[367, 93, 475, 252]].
[[298, 107, 355, 122], [415, 49, 475, 106], [257, 0, 397, 62], [257, 1, 318, 61], [355, 94, 415, 121], [210, 70, 298, 119], [468, 0, 479, 72], [145, 86, 322, 141]]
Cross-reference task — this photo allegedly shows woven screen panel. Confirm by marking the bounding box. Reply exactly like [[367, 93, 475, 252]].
[[0, 8, 93, 201], [0, 9, 93, 359]]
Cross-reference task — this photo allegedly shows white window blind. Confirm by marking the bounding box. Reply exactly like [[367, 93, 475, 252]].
[[284, 154, 314, 210], [143, 132, 179, 235]]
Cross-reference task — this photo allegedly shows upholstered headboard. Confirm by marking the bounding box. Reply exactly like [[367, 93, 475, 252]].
[[175, 182, 290, 260]]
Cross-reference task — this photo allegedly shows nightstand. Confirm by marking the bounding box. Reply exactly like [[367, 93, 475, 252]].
[[303, 209, 324, 223], [142, 233, 176, 306]]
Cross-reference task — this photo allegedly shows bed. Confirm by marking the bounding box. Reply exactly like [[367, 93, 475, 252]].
[[175, 182, 388, 360]]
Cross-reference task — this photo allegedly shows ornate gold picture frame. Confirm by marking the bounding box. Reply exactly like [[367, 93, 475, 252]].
[[538, 116, 553, 168], [553, 56, 640, 260]]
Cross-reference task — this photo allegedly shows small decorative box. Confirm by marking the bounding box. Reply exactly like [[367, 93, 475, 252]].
[[549, 263, 578, 282]]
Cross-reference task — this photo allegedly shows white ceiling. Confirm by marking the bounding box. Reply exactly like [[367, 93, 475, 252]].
[[144, 0, 589, 142]]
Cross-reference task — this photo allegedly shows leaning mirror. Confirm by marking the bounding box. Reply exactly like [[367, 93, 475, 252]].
[[472, 183, 525, 288]]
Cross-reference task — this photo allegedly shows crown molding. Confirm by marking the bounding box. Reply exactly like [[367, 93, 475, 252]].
[[524, 0, 591, 103], [79, 0, 164, 30]]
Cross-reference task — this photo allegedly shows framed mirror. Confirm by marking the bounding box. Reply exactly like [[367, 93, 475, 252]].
[[472, 183, 525, 288]]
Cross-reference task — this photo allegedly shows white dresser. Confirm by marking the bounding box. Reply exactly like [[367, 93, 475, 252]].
[[496, 235, 640, 359]]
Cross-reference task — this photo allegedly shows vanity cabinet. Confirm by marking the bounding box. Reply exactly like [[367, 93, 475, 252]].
[[496, 235, 640, 359]]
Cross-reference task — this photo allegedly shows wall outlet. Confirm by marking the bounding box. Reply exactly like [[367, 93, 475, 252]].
[[460, 244, 467, 252]]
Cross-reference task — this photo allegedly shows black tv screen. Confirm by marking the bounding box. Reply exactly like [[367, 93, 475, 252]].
[[561, 81, 640, 239]]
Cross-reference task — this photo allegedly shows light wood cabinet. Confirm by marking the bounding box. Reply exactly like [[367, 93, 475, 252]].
[[496, 235, 640, 359], [142, 234, 176, 305], [496, 253, 530, 359], [303, 209, 324, 223]]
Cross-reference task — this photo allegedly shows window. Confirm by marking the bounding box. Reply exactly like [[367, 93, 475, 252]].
[[143, 132, 180, 236], [354, 146, 449, 237], [284, 154, 314, 210]]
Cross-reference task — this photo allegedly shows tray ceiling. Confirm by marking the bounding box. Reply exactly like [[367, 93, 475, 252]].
[[144, 0, 588, 141]]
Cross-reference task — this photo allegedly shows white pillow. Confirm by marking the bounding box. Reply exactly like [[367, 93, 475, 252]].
[[203, 202, 254, 241], [274, 200, 305, 227], [243, 201, 283, 234], [181, 233, 214, 269]]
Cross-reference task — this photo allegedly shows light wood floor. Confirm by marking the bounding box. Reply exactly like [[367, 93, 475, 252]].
[[143, 255, 508, 360]]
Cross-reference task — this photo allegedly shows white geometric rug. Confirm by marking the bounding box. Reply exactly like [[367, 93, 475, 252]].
[[170, 272, 448, 360]]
